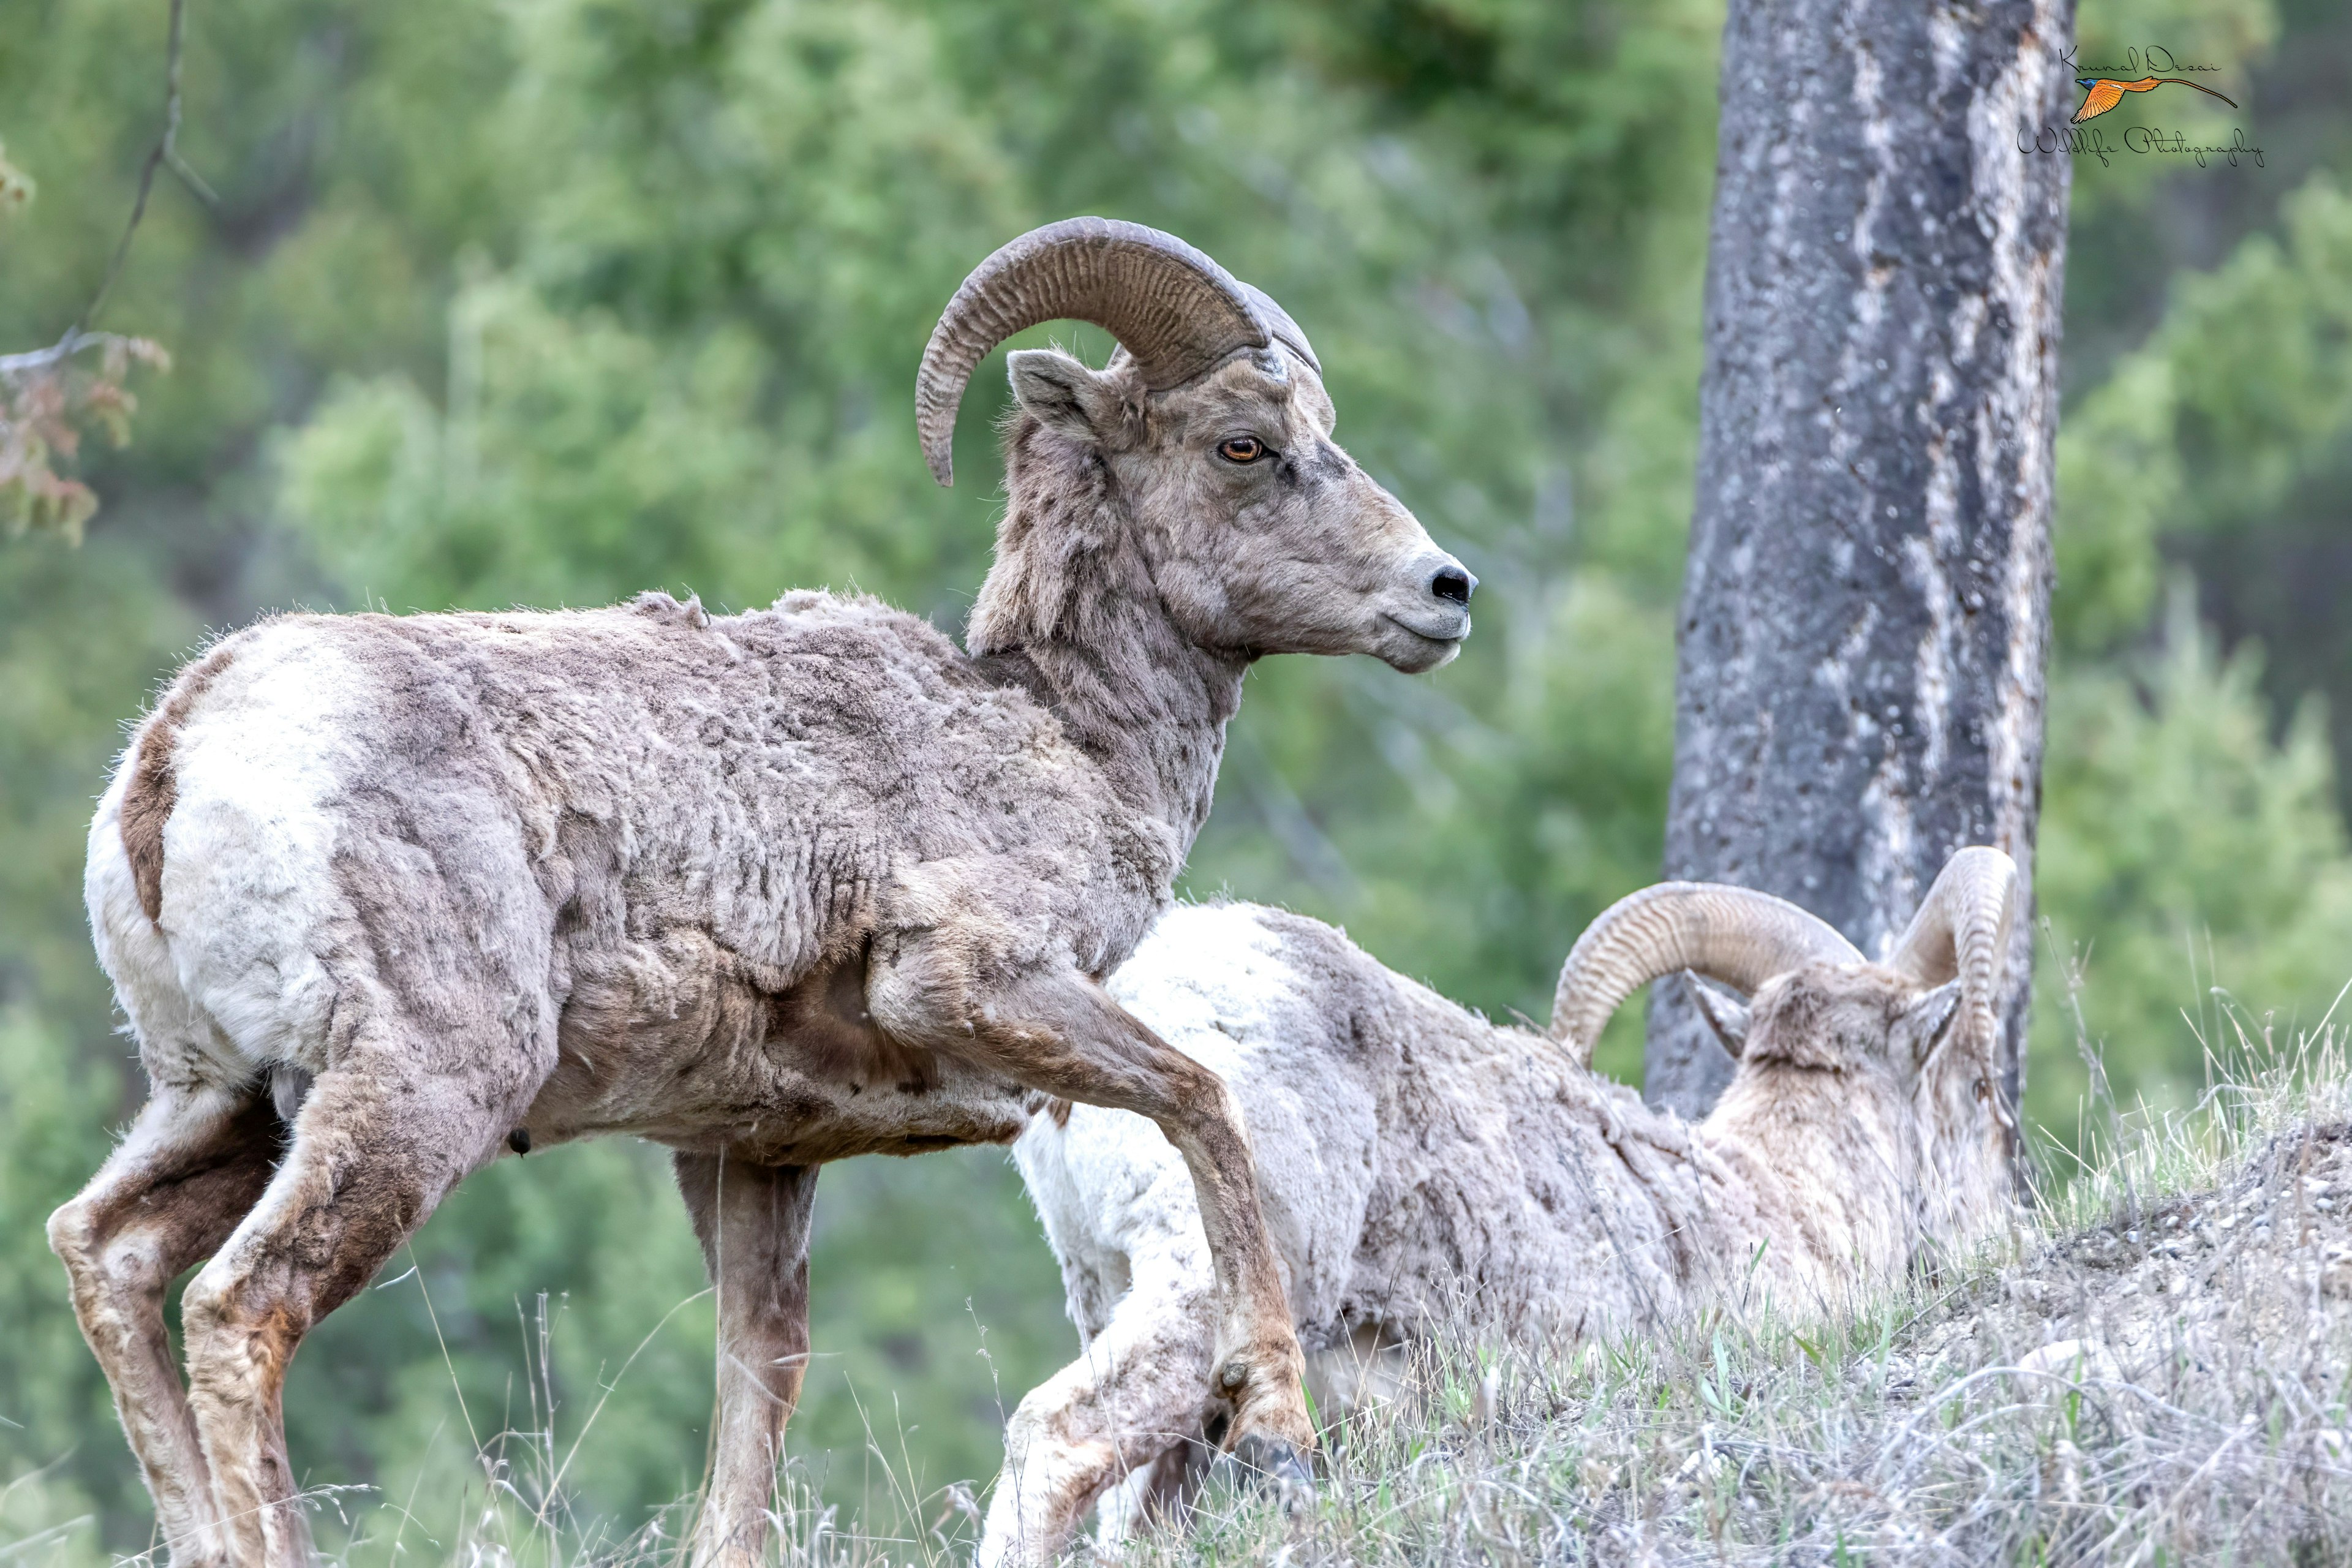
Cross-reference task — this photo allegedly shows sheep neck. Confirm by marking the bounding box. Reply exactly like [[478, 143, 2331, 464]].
[[974, 633, 1246, 853], [1706, 1064, 1918, 1267], [965, 430, 1249, 855]]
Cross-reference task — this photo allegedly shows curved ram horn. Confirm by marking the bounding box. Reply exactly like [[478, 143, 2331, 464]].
[[1888, 845, 2018, 1054], [915, 217, 1319, 487], [1549, 884, 1864, 1069]]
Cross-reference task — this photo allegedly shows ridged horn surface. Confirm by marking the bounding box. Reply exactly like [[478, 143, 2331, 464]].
[[915, 217, 1316, 486], [1235, 281, 1321, 379], [1888, 846, 2018, 1052], [1548, 884, 1864, 1069]]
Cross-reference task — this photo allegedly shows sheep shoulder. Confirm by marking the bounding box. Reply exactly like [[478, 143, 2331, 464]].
[[1338, 972, 1706, 1342]]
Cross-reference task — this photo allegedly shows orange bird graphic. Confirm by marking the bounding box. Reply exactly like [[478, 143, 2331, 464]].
[[2073, 75, 2237, 123]]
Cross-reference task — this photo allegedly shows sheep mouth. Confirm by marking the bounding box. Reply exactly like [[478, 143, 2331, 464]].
[[1382, 610, 1470, 647], [1378, 612, 1468, 672]]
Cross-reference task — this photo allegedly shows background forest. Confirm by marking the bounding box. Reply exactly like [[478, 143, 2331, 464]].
[[3, 0, 2350, 1556]]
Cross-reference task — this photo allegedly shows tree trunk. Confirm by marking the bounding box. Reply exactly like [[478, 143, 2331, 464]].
[[1646, 0, 2076, 1122]]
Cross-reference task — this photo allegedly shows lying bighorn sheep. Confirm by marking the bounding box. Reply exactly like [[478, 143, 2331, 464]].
[[982, 848, 2017, 1564], [49, 217, 1476, 1568]]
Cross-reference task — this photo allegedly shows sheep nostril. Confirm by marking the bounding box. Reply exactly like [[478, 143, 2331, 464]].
[[1430, 566, 1476, 607]]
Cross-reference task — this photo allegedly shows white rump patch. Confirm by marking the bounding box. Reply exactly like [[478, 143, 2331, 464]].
[[157, 626, 364, 1077]]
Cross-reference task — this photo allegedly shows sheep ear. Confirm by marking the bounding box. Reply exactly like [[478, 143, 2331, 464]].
[[1689, 973, 1752, 1058], [1907, 981, 1962, 1065], [1008, 349, 1125, 447]]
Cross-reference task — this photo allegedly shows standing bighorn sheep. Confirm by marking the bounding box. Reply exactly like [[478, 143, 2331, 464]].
[[48, 217, 1476, 1568], [982, 848, 2018, 1564]]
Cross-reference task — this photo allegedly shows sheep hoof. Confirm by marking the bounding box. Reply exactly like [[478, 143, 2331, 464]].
[[1210, 1432, 1314, 1504]]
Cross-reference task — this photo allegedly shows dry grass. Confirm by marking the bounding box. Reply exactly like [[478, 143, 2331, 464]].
[[1115, 1027, 2352, 1568]]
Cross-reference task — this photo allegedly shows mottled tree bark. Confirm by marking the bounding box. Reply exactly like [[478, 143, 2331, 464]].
[[1647, 0, 2076, 1121]]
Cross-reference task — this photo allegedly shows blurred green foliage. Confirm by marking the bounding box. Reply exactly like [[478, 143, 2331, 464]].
[[2, 0, 2349, 1556]]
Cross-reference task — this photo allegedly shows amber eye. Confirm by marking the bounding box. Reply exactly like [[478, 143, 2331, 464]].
[[1218, 436, 1267, 464]]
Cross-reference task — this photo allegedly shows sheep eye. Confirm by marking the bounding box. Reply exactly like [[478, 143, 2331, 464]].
[[1218, 436, 1267, 464]]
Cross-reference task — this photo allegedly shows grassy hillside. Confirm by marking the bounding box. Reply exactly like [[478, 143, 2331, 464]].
[[12, 1035, 2346, 1566]]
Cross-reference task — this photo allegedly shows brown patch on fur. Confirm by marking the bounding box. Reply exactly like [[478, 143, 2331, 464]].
[[121, 643, 238, 925], [774, 938, 942, 1095], [1017, 1088, 1078, 1126]]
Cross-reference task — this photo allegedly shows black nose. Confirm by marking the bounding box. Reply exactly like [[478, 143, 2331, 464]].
[[1430, 565, 1476, 607]]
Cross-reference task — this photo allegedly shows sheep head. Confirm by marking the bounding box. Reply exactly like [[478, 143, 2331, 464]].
[[918, 218, 1473, 674], [1549, 847, 2020, 1257]]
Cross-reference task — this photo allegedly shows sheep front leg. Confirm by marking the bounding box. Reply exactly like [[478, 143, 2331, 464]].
[[978, 1251, 1216, 1567], [869, 941, 1314, 1474], [674, 1153, 818, 1568]]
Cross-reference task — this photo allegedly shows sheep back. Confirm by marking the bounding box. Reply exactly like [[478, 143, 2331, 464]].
[[96, 589, 1186, 1147]]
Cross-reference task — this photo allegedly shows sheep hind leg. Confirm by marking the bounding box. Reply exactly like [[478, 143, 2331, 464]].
[[978, 1254, 1217, 1567], [180, 1044, 513, 1568], [47, 1088, 282, 1568], [869, 946, 1314, 1479], [674, 1153, 818, 1568]]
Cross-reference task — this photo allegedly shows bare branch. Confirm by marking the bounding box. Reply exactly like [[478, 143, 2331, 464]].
[[2, 0, 205, 540], [0, 330, 154, 380], [75, 0, 205, 336]]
